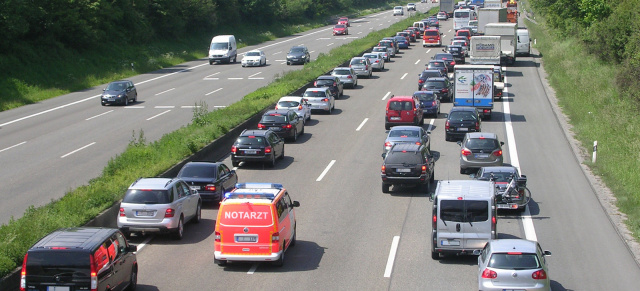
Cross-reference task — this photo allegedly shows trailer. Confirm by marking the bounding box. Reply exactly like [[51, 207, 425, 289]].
[[469, 36, 501, 65], [453, 64, 494, 119], [440, 0, 456, 17], [484, 22, 517, 65], [477, 7, 507, 35]]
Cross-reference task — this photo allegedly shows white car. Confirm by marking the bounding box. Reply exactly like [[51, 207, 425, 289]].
[[303, 87, 335, 114], [393, 6, 404, 16], [241, 49, 266, 67], [275, 96, 312, 123], [407, 3, 417, 11]]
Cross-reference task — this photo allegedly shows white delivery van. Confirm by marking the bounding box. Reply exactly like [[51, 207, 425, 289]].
[[430, 180, 497, 259], [516, 28, 531, 56], [209, 35, 237, 64]]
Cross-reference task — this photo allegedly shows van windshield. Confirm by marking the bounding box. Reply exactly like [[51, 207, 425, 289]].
[[26, 251, 90, 278], [210, 42, 229, 50], [219, 204, 273, 226], [440, 200, 488, 222]]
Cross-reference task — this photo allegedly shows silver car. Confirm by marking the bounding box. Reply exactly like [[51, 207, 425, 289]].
[[276, 96, 312, 123], [303, 87, 335, 114], [349, 57, 373, 78], [383, 126, 430, 154], [118, 178, 202, 239], [331, 67, 358, 89], [362, 53, 385, 71], [476, 239, 552, 291], [372, 46, 391, 61], [459, 132, 505, 174]]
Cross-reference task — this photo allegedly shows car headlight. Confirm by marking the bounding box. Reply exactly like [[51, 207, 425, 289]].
[[301, 56, 307, 59]]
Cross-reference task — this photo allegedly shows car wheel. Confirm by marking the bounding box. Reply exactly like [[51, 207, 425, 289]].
[[242, 64, 245, 67], [430, 169, 435, 183], [193, 203, 202, 224], [422, 181, 430, 192], [215, 259, 227, 266], [126, 267, 137, 291], [300, 125, 305, 134], [174, 216, 184, 240], [432, 251, 440, 260], [287, 61, 290, 65], [382, 183, 390, 193], [290, 128, 297, 142], [273, 247, 285, 267], [385, 123, 390, 130], [328, 106, 332, 115], [290, 225, 297, 247], [101, 102, 106, 106], [209, 60, 214, 65], [233, 54, 237, 63]]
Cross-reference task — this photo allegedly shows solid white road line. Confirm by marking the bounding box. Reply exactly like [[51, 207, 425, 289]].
[[247, 264, 258, 274], [427, 118, 435, 133], [0, 141, 26, 153], [384, 236, 400, 278], [0, 95, 99, 128], [426, 49, 431, 54], [205, 88, 223, 96], [316, 160, 336, 181], [86, 110, 113, 120], [135, 235, 155, 252], [155, 88, 175, 96], [155, 106, 175, 109], [382, 92, 391, 100], [414, 59, 421, 65], [248, 72, 262, 78], [124, 106, 144, 109], [400, 73, 408, 80], [356, 118, 369, 131], [61, 142, 96, 158], [146, 110, 171, 121], [502, 73, 538, 242]]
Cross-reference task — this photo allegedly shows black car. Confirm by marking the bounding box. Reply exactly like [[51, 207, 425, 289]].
[[418, 69, 446, 90], [21, 227, 138, 291], [446, 45, 465, 63], [423, 77, 453, 102], [433, 52, 456, 73], [231, 129, 285, 167], [258, 109, 305, 142], [177, 162, 238, 203], [381, 143, 435, 193], [314, 75, 344, 98], [445, 106, 481, 141], [427, 60, 448, 76], [286, 46, 310, 65], [101, 80, 137, 106]]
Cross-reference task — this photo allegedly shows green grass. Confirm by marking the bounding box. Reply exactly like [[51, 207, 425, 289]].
[[526, 19, 640, 240], [0, 8, 438, 278]]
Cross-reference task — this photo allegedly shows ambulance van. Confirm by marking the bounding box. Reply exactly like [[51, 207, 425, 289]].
[[214, 183, 300, 267]]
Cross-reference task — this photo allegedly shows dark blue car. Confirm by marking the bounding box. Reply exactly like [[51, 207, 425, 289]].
[[413, 91, 440, 118], [394, 36, 409, 49]]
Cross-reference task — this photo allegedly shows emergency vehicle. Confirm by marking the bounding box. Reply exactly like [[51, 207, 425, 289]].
[[214, 183, 300, 267]]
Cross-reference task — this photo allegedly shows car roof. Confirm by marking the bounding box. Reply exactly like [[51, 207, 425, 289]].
[[246, 49, 262, 53], [389, 143, 422, 152], [389, 125, 422, 131], [316, 75, 336, 80], [305, 87, 329, 91], [414, 91, 436, 95], [425, 77, 447, 82], [465, 132, 499, 139], [129, 178, 174, 190], [351, 57, 366, 60], [389, 95, 414, 101], [279, 96, 304, 101], [31, 227, 118, 251], [436, 180, 496, 199], [265, 109, 293, 115], [487, 239, 538, 253], [185, 161, 221, 167], [333, 67, 351, 70], [449, 106, 478, 112]]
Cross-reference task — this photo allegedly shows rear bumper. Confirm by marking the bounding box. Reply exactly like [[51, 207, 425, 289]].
[[214, 251, 282, 262], [232, 154, 272, 163], [381, 175, 427, 185]]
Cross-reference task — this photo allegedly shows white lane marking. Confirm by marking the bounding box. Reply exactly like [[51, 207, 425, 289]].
[[384, 236, 400, 278], [86, 110, 113, 120], [249, 78, 265, 80], [275, 59, 286, 62], [414, 59, 421, 65], [247, 264, 258, 274], [273, 51, 282, 55], [356, 118, 369, 131], [427, 118, 435, 133], [316, 160, 336, 181], [502, 72, 538, 242], [382, 92, 391, 100], [155, 88, 175, 96], [310, 50, 315, 54], [0, 141, 26, 153], [0, 95, 99, 128], [358, 32, 363, 34], [248, 72, 262, 78], [400, 73, 408, 80], [204, 72, 220, 80], [146, 110, 171, 121], [205, 78, 219, 80], [180, 106, 202, 109], [135, 235, 155, 252], [61, 142, 96, 158], [155, 106, 175, 109], [228, 78, 244, 80], [327, 43, 334, 47], [280, 61, 287, 65], [442, 35, 446, 38], [426, 49, 431, 54], [205, 88, 223, 96], [124, 106, 144, 109], [317, 38, 331, 40], [448, 29, 452, 32]]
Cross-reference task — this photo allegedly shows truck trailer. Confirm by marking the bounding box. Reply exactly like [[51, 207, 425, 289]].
[[484, 23, 517, 65], [453, 64, 495, 119], [477, 7, 507, 35]]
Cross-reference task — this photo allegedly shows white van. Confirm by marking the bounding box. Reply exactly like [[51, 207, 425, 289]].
[[209, 35, 237, 64], [516, 28, 531, 56], [430, 180, 497, 259]]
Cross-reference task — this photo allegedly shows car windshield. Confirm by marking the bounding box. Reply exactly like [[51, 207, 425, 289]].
[[414, 92, 436, 101], [335, 25, 346, 28], [123, 189, 171, 204], [333, 69, 351, 75], [425, 81, 445, 89], [236, 136, 265, 146], [389, 101, 414, 111], [290, 47, 304, 53], [178, 164, 216, 178], [210, 42, 228, 50], [303, 91, 327, 97], [449, 111, 477, 121], [465, 138, 500, 150], [278, 101, 300, 107], [425, 30, 439, 36], [488, 253, 541, 270], [106, 82, 126, 91], [261, 114, 288, 123], [389, 129, 420, 138], [350, 59, 366, 65], [246, 51, 260, 56]]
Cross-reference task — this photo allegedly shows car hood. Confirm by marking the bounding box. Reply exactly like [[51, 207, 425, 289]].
[[102, 89, 125, 96], [288, 52, 305, 58], [243, 56, 261, 61]]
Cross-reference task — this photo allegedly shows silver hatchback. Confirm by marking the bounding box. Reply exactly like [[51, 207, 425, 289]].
[[303, 87, 335, 114], [362, 53, 385, 71], [118, 178, 202, 239], [349, 57, 373, 78], [459, 132, 504, 174], [476, 239, 552, 291], [331, 67, 358, 89]]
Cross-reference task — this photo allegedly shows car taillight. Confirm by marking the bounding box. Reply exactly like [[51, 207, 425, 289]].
[[298, 105, 303, 110], [475, 122, 480, 131], [119, 208, 126, 217], [493, 149, 503, 157], [333, 82, 337, 86], [375, 60, 380, 63], [20, 254, 27, 291], [90, 254, 98, 291], [381, 165, 386, 174], [272, 232, 280, 243], [450, 61, 455, 66], [347, 75, 352, 79], [322, 98, 329, 102], [165, 208, 175, 218], [416, 142, 422, 145], [205, 184, 216, 191], [257, 123, 266, 129], [432, 214, 437, 229], [497, 91, 502, 96], [384, 142, 392, 148], [231, 145, 237, 154], [421, 165, 427, 174], [419, 79, 425, 84], [491, 216, 497, 232], [265, 146, 272, 153], [442, 88, 448, 92], [215, 231, 221, 242], [481, 268, 497, 279], [313, 81, 317, 86], [445, 120, 450, 130], [365, 65, 369, 70], [532, 269, 548, 280], [432, 101, 437, 106], [461, 148, 472, 156], [284, 124, 292, 129]]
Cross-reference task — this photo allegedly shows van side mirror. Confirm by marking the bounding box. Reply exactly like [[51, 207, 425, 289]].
[[292, 201, 301, 207], [544, 250, 552, 256], [126, 245, 138, 253]]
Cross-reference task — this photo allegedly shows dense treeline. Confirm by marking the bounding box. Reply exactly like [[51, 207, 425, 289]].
[[0, 0, 390, 53], [530, 0, 640, 104]]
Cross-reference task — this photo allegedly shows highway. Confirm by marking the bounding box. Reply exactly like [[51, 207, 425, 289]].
[[3, 2, 640, 290]]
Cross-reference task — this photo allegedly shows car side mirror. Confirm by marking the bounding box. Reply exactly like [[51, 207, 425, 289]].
[[469, 174, 476, 178], [429, 193, 434, 202], [381, 153, 387, 159], [292, 201, 301, 207], [544, 250, 552, 256], [500, 141, 505, 146], [472, 250, 481, 256], [126, 245, 138, 253], [457, 141, 462, 146]]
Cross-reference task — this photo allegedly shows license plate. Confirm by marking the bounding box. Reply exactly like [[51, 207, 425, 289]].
[[108, 98, 115, 101], [441, 240, 460, 246], [136, 211, 154, 217], [475, 154, 489, 158], [390, 117, 401, 120], [457, 128, 468, 131], [497, 203, 518, 209], [47, 287, 70, 291], [269, 127, 281, 131], [503, 289, 526, 291], [291, 59, 298, 61], [244, 149, 258, 154], [396, 168, 411, 173], [235, 236, 258, 243], [190, 186, 201, 190]]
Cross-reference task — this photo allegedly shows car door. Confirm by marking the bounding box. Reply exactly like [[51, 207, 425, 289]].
[[219, 164, 236, 192], [111, 233, 134, 291], [437, 199, 465, 250], [268, 132, 283, 158], [94, 239, 117, 291], [290, 111, 303, 133], [275, 197, 292, 249], [326, 88, 335, 109], [462, 199, 492, 250], [181, 181, 199, 221], [173, 183, 189, 220]]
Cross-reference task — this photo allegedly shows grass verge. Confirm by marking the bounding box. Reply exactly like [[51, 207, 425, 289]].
[[0, 8, 438, 278]]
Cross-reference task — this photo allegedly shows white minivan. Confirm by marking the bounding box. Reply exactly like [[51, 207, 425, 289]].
[[209, 35, 237, 64], [430, 180, 497, 259], [516, 28, 531, 56]]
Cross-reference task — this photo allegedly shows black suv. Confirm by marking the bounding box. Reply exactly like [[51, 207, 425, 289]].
[[258, 109, 305, 142], [21, 227, 138, 291], [423, 77, 453, 102], [433, 52, 456, 73], [445, 106, 481, 141], [446, 45, 465, 64], [177, 161, 239, 203], [314, 75, 344, 98], [231, 129, 285, 167], [418, 69, 446, 90], [381, 143, 435, 193]]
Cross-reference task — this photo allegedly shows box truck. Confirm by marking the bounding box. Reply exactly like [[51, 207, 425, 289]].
[[477, 7, 507, 35], [453, 64, 494, 119], [484, 23, 517, 65], [469, 36, 501, 65], [440, 0, 456, 17]]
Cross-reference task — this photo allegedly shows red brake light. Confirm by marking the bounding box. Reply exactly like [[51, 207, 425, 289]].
[[322, 98, 329, 102], [284, 124, 292, 129], [298, 105, 303, 110], [20, 254, 27, 291], [381, 165, 386, 173], [461, 149, 472, 156], [421, 165, 427, 174], [265, 146, 272, 153], [231, 145, 237, 153], [313, 81, 317, 86], [419, 79, 425, 84], [272, 232, 280, 243], [442, 88, 449, 92], [432, 101, 437, 106], [119, 208, 125, 217], [493, 149, 503, 157], [475, 122, 480, 131], [333, 82, 337, 86], [90, 254, 97, 291], [165, 208, 175, 218], [432, 214, 437, 228], [532, 269, 548, 280], [384, 142, 392, 147], [416, 142, 422, 145], [481, 269, 497, 279], [215, 231, 221, 242], [347, 75, 352, 79], [205, 184, 216, 191], [257, 123, 266, 129], [445, 120, 450, 130]]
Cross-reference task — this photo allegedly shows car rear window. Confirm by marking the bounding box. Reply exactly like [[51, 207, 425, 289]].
[[26, 251, 90, 278], [421, 71, 441, 78], [480, 171, 516, 182], [219, 204, 273, 226], [440, 200, 488, 222], [303, 91, 327, 97], [315, 79, 334, 86], [261, 115, 288, 123], [465, 138, 500, 150], [385, 151, 422, 164], [388, 101, 413, 111], [350, 59, 366, 65], [389, 129, 420, 138], [278, 101, 300, 107], [425, 30, 439, 36], [178, 164, 217, 179], [449, 111, 477, 121], [236, 136, 266, 146], [429, 61, 444, 67], [414, 92, 436, 102], [123, 189, 171, 204], [488, 253, 541, 269], [434, 54, 452, 60], [333, 69, 351, 75], [425, 81, 446, 89]]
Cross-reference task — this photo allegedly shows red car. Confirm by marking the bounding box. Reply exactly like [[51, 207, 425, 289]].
[[333, 24, 348, 35], [385, 95, 424, 130], [338, 17, 350, 27], [423, 29, 442, 47], [456, 29, 472, 41]]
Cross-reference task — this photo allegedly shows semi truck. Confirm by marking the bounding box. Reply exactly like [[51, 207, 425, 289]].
[[440, 0, 456, 17], [477, 7, 507, 35], [484, 23, 517, 65], [453, 64, 494, 119]]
